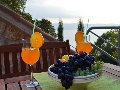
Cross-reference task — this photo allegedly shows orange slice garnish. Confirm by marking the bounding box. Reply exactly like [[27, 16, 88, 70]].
[[30, 32, 44, 48], [75, 31, 84, 44]]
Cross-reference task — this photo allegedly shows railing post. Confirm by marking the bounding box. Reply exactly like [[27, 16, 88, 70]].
[[118, 28, 120, 65]]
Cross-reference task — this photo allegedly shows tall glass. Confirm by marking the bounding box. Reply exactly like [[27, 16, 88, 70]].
[[76, 35, 92, 54], [21, 40, 40, 87]]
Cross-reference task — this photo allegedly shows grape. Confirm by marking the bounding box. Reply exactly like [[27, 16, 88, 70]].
[[80, 71, 84, 76], [85, 60, 91, 67], [65, 85, 70, 90], [60, 73, 65, 78], [74, 61, 79, 67], [101, 61, 104, 65], [85, 69, 90, 75], [74, 71, 79, 76], [72, 55, 76, 60], [69, 56, 73, 59], [93, 65, 97, 70], [65, 70, 69, 74], [69, 62, 73, 66], [98, 69, 102, 74], [84, 56, 91, 61], [80, 58, 85, 64], [58, 62, 63, 68], [66, 66, 70, 72], [96, 61, 101, 65], [74, 53, 79, 57], [58, 68, 62, 74], [68, 80, 73, 86], [62, 80, 67, 87], [65, 74, 70, 79], [49, 52, 104, 90], [69, 75, 74, 80], [77, 68, 82, 72], [86, 71, 90, 75], [61, 66, 66, 71], [58, 73, 62, 79], [94, 70, 98, 73], [80, 52, 87, 58], [54, 63, 59, 67], [70, 66, 74, 71], [69, 59, 74, 64]]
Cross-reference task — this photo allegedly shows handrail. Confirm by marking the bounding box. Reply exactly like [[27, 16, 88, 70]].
[[91, 43, 118, 64], [90, 31, 118, 49], [86, 26, 120, 35], [86, 26, 120, 66]]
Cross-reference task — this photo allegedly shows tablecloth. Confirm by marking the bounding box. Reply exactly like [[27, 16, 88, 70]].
[[33, 72, 120, 90]]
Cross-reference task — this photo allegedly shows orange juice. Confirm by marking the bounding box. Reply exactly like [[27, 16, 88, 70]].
[[21, 48, 40, 65], [83, 42, 92, 54], [76, 43, 84, 53], [76, 42, 92, 54]]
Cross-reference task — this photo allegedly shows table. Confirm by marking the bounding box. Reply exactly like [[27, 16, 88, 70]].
[[33, 72, 120, 90], [0, 75, 42, 90], [0, 71, 120, 90]]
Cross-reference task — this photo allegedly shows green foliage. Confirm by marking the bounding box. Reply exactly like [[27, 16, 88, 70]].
[[77, 18, 84, 32], [91, 29, 118, 65], [20, 11, 32, 22], [35, 19, 57, 38], [57, 20, 63, 41], [0, 0, 26, 13], [0, 0, 32, 22]]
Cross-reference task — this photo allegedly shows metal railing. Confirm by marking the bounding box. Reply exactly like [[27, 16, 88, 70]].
[[86, 26, 120, 65]]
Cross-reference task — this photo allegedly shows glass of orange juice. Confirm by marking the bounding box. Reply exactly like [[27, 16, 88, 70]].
[[21, 39, 40, 87], [76, 35, 92, 54], [21, 32, 44, 87]]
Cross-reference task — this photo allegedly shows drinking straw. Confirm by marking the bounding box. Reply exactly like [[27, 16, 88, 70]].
[[32, 19, 37, 34], [31, 19, 37, 48], [84, 19, 89, 42]]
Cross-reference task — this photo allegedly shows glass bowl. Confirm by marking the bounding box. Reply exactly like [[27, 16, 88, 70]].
[[48, 65, 102, 90]]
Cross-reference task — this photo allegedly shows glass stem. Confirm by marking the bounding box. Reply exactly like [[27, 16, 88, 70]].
[[30, 65, 33, 83]]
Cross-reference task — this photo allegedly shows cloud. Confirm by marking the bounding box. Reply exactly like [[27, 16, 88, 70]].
[[25, 0, 77, 19], [25, 0, 120, 24]]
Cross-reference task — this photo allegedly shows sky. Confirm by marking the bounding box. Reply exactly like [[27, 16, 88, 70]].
[[24, 0, 120, 48], [25, 0, 120, 24]]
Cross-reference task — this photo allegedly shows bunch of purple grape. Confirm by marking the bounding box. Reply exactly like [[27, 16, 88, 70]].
[[50, 52, 95, 90]]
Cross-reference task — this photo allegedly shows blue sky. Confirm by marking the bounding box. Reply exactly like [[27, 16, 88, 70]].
[[25, 0, 120, 24]]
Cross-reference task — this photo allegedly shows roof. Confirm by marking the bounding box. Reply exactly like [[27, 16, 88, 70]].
[[0, 4, 58, 42]]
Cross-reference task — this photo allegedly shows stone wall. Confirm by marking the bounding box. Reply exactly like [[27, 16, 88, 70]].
[[0, 18, 30, 46]]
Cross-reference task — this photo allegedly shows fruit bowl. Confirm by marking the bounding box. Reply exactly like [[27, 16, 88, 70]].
[[47, 52, 104, 90], [48, 65, 102, 90]]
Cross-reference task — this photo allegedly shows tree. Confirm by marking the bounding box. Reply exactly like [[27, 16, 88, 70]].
[[77, 18, 84, 32], [0, 0, 32, 22], [57, 19, 63, 41], [20, 11, 32, 22], [0, 0, 26, 13], [91, 29, 118, 65], [35, 19, 57, 38]]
